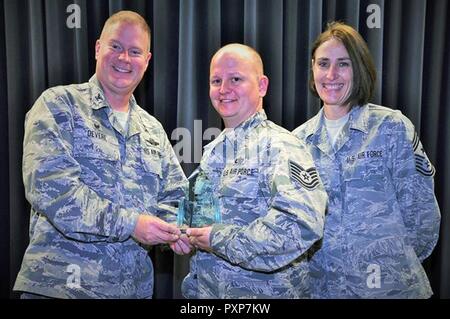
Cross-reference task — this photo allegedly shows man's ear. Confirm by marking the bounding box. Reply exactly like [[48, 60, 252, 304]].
[[146, 52, 152, 66], [95, 40, 101, 60], [259, 75, 269, 97]]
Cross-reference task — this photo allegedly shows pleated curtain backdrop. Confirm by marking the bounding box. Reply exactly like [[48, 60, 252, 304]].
[[0, 0, 449, 299]]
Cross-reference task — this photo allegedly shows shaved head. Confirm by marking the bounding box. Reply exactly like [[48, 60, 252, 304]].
[[209, 43, 269, 128], [211, 43, 264, 77]]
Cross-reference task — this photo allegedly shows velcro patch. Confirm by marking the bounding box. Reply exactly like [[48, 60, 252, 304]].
[[289, 160, 320, 190]]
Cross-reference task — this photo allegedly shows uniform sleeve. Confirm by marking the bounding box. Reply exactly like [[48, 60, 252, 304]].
[[210, 139, 327, 272], [23, 90, 138, 243], [391, 115, 441, 261], [155, 129, 188, 224]]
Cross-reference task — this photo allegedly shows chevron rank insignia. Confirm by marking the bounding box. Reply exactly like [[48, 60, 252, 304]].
[[288, 160, 320, 190], [412, 132, 435, 177]]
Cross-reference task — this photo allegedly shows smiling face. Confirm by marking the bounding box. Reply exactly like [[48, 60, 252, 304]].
[[209, 46, 268, 128], [95, 22, 151, 101], [312, 38, 353, 111]]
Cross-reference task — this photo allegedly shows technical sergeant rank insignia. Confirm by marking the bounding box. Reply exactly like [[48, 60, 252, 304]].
[[289, 160, 320, 191]]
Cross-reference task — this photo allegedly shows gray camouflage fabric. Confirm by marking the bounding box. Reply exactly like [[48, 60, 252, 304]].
[[293, 104, 441, 298], [14, 76, 187, 298], [182, 110, 327, 299]]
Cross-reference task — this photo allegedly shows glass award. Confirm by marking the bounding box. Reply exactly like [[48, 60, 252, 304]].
[[176, 192, 221, 229], [176, 168, 221, 230], [191, 195, 221, 227], [176, 197, 193, 233]]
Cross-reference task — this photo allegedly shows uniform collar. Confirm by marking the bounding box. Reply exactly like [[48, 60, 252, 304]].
[[128, 109, 144, 138], [88, 75, 138, 112], [89, 75, 141, 137], [201, 109, 267, 168], [348, 104, 370, 134], [205, 109, 267, 151], [304, 104, 370, 157], [305, 104, 369, 140], [234, 109, 267, 132]]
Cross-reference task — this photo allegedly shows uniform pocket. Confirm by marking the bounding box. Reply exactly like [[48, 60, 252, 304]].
[[73, 127, 120, 161], [139, 149, 163, 208], [343, 158, 386, 193], [141, 149, 163, 177], [72, 133, 120, 195], [343, 158, 385, 181], [219, 172, 261, 225], [219, 175, 259, 198], [219, 274, 292, 299], [352, 236, 424, 297]]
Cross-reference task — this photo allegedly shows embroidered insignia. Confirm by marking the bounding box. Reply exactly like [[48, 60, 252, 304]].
[[289, 160, 320, 190], [95, 93, 102, 102], [412, 132, 435, 177]]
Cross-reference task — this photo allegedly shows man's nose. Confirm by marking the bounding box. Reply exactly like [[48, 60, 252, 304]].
[[118, 51, 131, 62], [219, 81, 230, 94]]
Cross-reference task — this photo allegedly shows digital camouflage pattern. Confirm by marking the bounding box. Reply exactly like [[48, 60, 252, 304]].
[[293, 104, 441, 298], [182, 110, 327, 299], [14, 76, 187, 298]]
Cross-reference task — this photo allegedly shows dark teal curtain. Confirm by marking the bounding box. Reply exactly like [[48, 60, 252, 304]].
[[1, 0, 448, 299]]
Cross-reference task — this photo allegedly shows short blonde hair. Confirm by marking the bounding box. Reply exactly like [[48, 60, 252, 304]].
[[100, 10, 151, 50]]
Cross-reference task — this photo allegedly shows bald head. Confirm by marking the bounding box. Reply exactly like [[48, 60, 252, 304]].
[[100, 10, 151, 51], [209, 43, 269, 128], [211, 43, 264, 77]]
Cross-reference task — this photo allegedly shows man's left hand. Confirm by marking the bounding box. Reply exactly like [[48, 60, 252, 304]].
[[186, 226, 212, 251]]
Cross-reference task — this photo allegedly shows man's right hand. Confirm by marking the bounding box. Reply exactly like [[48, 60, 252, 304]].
[[132, 215, 181, 245]]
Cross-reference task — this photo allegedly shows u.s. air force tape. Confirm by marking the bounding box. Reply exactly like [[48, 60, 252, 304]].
[[412, 132, 435, 177], [288, 160, 320, 190]]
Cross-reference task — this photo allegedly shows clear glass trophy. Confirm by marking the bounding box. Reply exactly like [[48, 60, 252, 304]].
[[177, 168, 221, 232], [176, 198, 193, 233]]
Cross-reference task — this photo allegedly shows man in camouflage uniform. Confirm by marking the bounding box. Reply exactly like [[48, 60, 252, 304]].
[[181, 44, 327, 298], [14, 11, 189, 299], [293, 22, 441, 298]]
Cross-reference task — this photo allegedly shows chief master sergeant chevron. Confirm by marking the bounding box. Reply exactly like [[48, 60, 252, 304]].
[[13, 11, 189, 299], [181, 43, 327, 298]]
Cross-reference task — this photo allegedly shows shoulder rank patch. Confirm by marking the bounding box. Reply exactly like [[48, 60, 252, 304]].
[[412, 132, 435, 177], [288, 160, 320, 190]]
